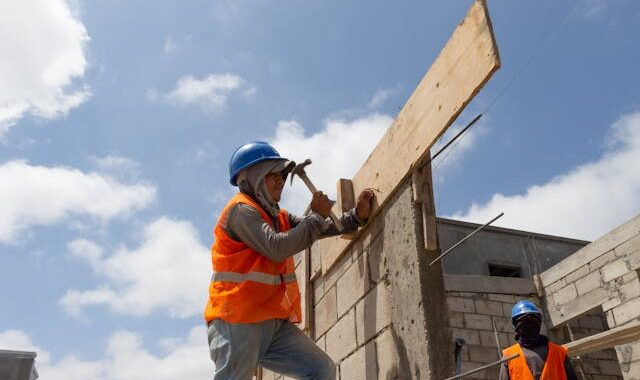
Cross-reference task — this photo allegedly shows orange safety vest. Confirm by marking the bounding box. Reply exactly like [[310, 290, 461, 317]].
[[503, 341, 567, 380], [203, 192, 302, 324]]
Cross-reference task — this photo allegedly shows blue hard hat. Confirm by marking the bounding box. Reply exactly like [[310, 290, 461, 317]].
[[228, 141, 287, 186], [511, 300, 542, 325]]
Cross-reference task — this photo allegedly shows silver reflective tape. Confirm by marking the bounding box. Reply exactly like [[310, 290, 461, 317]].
[[282, 273, 297, 283], [212, 271, 288, 285]]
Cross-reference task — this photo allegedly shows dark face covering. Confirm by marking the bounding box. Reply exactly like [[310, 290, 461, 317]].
[[515, 315, 542, 348]]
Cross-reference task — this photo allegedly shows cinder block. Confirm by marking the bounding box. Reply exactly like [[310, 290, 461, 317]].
[[606, 310, 616, 328], [548, 287, 609, 327], [337, 256, 370, 317], [564, 264, 590, 284], [488, 294, 517, 303], [468, 344, 500, 363], [577, 315, 606, 331], [501, 303, 512, 318], [315, 286, 337, 337], [323, 252, 353, 293], [626, 249, 640, 271], [499, 332, 514, 348], [339, 341, 376, 380], [479, 330, 502, 351], [463, 314, 492, 331], [622, 270, 639, 283], [460, 361, 488, 379], [545, 278, 567, 295], [475, 300, 504, 316], [612, 297, 640, 325], [313, 276, 325, 305], [622, 358, 640, 379], [375, 328, 400, 380], [325, 309, 357, 362], [614, 234, 640, 257], [316, 334, 326, 351], [620, 279, 640, 301], [492, 316, 513, 333], [589, 250, 618, 272], [447, 297, 475, 313], [449, 312, 465, 328], [598, 359, 624, 376], [575, 270, 602, 296], [602, 297, 622, 312], [451, 328, 480, 345], [367, 234, 386, 284], [601, 260, 630, 282], [554, 284, 578, 305], [355, 282, 392, 345]]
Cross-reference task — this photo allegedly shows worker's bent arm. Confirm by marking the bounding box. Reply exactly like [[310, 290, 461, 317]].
[[226, 203, 328, 263], [289, 208, 366, 237]]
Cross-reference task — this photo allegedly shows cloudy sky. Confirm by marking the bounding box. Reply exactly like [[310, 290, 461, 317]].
[[1, 0, 639, 378]]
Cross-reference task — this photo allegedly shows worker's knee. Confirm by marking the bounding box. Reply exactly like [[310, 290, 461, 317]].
[[314, 354, 336, 380]]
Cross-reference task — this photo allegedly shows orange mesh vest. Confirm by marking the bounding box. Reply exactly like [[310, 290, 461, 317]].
[[204, 193, 302, 324], [503, 341, 567, 380]]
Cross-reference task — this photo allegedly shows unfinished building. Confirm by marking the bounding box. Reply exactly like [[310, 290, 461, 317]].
[[260, 0, 640, 378]]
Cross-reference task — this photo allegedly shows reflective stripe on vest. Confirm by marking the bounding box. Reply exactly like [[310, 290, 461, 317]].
[[211, 271, 297, 285]]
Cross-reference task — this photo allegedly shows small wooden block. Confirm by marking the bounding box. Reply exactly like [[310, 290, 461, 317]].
[[337, 178, 356, 240]]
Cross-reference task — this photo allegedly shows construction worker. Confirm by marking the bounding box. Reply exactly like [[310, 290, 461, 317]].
[[204, 141, 374, 380], [499, 300, 578, 380]]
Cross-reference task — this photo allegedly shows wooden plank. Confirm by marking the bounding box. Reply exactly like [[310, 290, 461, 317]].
[[318, 0, 500, 273], [337, 178, 356, 212], [337, 178, 357, 240], [564, 321, 640, 357]]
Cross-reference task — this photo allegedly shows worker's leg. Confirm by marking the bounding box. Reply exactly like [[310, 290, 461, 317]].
[[261, 320, 336, 380], [207, 319, 277, 380]]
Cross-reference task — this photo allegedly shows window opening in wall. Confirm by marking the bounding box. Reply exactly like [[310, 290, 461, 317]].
[[488, 262, 521, 278]]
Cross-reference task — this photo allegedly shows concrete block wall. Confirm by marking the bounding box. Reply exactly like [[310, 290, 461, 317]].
[[263, 179, 454, 379], [445, 275, 540, 379], [541, 214, 640, 379], [444, 274, 620, 379]]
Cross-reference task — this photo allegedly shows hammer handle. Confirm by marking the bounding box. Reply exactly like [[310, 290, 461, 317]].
[[299, 174, 343, 231]]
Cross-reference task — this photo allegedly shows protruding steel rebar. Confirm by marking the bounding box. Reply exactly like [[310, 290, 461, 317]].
[[428, 212, 504, 267], [443, 354, 519, 380]]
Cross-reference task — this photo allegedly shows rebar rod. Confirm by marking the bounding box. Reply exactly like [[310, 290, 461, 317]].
[[429, 212, 504, 266], [443, 354, 519, 380]]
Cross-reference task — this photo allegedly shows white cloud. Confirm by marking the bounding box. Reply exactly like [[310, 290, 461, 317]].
[[582, 0, 609, 19], [0, 161, 156, 243], [164, 35, 177, 53], [367, 88, 396, 109], [271, 114, 392, 214], [0, 0, 91, 136], [68, 238, 104, 270], [163, 74, 246, 113], [450, 111, 640, 241], [60, 217, 210, 318], [92, 155, 142, 182], [0, 327, 212, 380]]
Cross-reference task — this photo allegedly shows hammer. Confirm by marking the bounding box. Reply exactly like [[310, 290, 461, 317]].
[[290, 159, 344, 231]]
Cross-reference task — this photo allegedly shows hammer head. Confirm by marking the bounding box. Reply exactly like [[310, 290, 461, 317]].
[[290, 158, 312, 185]]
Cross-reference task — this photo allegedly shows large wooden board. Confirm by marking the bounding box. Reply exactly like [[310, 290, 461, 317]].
[[564, 321, 640, 357], [317, 0, 501, 272]]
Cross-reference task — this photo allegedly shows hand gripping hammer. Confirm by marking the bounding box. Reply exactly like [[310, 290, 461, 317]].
[[290, 159, 343, 231]]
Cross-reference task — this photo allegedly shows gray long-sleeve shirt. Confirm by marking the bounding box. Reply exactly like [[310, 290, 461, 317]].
[[222, 203, 365, 263]]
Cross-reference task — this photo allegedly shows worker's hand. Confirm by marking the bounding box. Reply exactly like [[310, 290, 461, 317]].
[[356, 188, 375, 220], [311, 191, 332, 218]]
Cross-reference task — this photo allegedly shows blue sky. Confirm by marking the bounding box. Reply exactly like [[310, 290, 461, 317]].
[[1, 0, 639, 378]]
